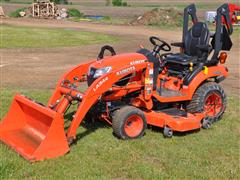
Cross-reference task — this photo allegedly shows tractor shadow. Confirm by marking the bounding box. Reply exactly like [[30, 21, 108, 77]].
[[63, 112, 201, 143], [64, 112, 110, 143]]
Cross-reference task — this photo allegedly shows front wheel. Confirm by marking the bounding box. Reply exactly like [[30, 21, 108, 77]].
[[187, 82, 227, 123], [112, 106, 147, 140]]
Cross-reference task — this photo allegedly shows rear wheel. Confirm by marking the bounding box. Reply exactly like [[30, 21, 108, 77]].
[[187, 82, 226, 123], [112, 106, 147, 140]]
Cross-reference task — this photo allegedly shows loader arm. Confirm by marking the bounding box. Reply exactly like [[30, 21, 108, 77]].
[[48, 60, 95, 107], [65, 62, 149, 141]]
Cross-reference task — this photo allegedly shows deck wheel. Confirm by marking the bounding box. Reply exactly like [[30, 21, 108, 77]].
[[202, 118, 212, 129], [163, 126, 173, 138]]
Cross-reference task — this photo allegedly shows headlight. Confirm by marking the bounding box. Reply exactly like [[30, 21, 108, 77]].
[[93, 66, 112, 78]]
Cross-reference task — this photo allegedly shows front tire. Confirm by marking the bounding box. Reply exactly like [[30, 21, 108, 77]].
[[187, 82, 227, 123], [112, 106, 147, 140]]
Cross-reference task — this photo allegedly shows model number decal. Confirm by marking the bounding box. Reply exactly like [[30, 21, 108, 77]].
[[130, 60, 145, 65], [214, 71, 222, 75], [93, 77, 108, 92], [116, 66, 136, 76]]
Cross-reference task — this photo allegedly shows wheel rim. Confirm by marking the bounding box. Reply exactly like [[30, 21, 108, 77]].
[[124, 115, 144, 137], [204, 92, 223, 117]]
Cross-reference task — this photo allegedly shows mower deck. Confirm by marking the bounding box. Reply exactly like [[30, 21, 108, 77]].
[[145, 108, 204, 132]]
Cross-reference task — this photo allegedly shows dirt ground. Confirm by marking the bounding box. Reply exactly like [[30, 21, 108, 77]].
[[0, 18, 239, 96], [2, 0, 234, 20]]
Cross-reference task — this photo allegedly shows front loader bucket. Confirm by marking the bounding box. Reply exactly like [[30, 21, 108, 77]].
[[0, 94, 70, 162]]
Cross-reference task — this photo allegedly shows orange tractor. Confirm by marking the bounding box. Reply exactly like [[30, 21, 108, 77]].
[[0, 4, 233, 162]]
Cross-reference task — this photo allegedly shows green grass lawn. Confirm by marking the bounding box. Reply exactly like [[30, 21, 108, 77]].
[[0, 25, 118, 48], [0, 89, 239, 179], [68, 16, 128, 25]]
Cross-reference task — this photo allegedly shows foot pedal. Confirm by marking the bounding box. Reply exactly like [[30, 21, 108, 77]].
[[157, 88, 183, 97], [159, 108, 187, 117]]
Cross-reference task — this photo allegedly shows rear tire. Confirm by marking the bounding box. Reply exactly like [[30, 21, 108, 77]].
[[187, 82, 226, 123], [112, 106, 147, 140]]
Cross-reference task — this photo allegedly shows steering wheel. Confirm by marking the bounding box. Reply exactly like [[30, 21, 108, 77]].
[[149, 36, 171, 55]]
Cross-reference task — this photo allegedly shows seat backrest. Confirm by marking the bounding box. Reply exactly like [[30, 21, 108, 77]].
[[184, 22, 210, 57]]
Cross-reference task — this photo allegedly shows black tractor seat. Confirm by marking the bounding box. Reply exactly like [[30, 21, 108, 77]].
[[164, 53, 198, 65], [164, 22, 211, 66]]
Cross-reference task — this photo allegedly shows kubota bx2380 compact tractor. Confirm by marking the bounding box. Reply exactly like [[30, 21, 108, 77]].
[[0, 4, 234, 162]]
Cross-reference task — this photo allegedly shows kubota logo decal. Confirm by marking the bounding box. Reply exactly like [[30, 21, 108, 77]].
[[130, 60, 145, 65], [93, 77, 108, 92], [116, 66, 136, 76]]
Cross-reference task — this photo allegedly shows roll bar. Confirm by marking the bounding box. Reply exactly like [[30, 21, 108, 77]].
[[182, 4, 198, 42], [182, 4, 233, 64], [211, 3, 233, 61]]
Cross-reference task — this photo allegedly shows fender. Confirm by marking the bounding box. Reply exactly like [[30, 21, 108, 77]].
[[183, 65, 228, 98], [153, 65, 228, 102]]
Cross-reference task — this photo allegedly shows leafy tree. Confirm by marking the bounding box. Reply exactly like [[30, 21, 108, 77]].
[[10, 7, 27, 18], [67, 8, 84, 17], [51, 0, 68, 5], [112, 0, 122, 6]]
